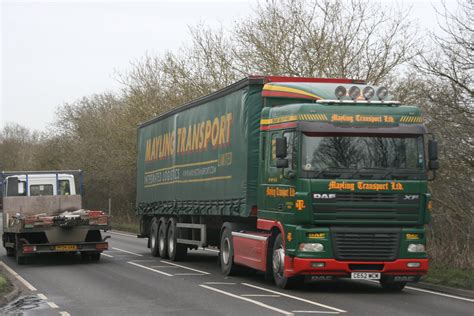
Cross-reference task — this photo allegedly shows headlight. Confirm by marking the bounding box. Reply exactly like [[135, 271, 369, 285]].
[[362, 86, 375, 100], [299, 243, 324, 252], [335, 86, 347, 99], [376, 86, 388, 100], [348, 86, 361, 100], [408, 244, 425, 253]]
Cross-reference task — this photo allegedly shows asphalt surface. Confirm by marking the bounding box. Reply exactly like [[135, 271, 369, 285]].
[[0, 224, 473, 315]]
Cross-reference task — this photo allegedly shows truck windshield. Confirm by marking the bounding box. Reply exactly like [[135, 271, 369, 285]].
[[301, 133, 425, 178]]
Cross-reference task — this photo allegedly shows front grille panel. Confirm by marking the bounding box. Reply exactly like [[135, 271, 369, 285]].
[[336, 193, 398, 203], [331, 227, 400, 261], [313, 192, 421, 223]]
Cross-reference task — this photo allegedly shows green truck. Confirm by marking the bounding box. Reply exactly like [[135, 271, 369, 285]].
[[136, 76, 438, 290]]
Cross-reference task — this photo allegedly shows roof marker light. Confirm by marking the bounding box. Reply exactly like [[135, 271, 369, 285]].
[[335, 86, 347, 100], [376, 87, 389, 100], [362, 86, 375, 100], [348, 86, 360, 100]]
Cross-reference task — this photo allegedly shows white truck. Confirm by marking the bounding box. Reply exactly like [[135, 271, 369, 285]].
[[1, 170, 110, 264]]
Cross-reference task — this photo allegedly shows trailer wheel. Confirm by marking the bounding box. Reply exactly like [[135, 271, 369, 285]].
[[158, 218, 169, 259], [167, 218, 187, 261], [220, 228, 240, 276], [150, 219, 160, 257], [380, 279, 406, 291], [272, 233, 302, 289]]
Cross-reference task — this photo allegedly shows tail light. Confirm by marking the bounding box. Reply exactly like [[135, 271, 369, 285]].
[[96, 243, 108, 250], [23, 245, 37, 253]]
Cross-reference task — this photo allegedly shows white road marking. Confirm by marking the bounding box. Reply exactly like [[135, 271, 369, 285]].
[[242, 283, 347, 313], [364, 280, 474, 303], [38, 293, 48, 300], [109, 231, 137, 237], [241, 294, 281, 297], [127, 261, 173, 277], [203, 282, 236, 285], [200, 284, 293, 316], [405, 285, 474, 303], [150, 265, 180, 268], [0, 261, 37, 291], [47, 301, 59, 308], [112, 247, 143, 257], [292, 311, 340, 314], [174, 273, 204, 276], [59, 312, 71, 316], [102, 253, 114, 258], [160, 260, 210, 275]]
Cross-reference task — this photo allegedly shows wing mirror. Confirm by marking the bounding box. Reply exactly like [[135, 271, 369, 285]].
[[275, 137, 289, 169], [428, 140, 439, 170]]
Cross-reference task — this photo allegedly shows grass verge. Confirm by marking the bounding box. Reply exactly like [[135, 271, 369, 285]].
[[422, 265, 474, 290], [111, 217, 139, 234], [0, 272, 11, 297]]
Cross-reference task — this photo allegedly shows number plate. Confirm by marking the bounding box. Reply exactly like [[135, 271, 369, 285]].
[[351, 272, 381, 280], [55, 245, 77, 251]]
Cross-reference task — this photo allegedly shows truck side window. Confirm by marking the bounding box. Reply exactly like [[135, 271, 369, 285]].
[[59, 180, 71, 195], [30, 184, 54, 196], [283, 131, 296, 170]]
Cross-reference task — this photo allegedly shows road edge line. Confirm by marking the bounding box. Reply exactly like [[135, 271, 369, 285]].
[[0, 260, 37, 291]]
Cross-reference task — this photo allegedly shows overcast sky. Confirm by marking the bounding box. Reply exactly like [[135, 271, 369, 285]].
[[1, 0, 458, 131]]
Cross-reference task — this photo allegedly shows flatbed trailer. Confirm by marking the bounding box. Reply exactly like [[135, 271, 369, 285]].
[[2, 170, 110, 264]]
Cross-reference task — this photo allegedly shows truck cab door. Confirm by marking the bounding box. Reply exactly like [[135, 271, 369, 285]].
[[258, 130, 297, 220]]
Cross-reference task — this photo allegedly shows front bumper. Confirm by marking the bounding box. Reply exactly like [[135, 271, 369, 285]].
[[284, 256, 428, 279]]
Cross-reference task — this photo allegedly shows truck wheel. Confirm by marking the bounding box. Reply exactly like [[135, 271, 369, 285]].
[[167, 218, 187, 261], [6, 247, 15, 257], [16, 252, 27, 265], [272, 233, 301, 289], [220, 228, 240, 276], [150, 219, 160, 257], [90, 252, 101, 262], [380, 279, 406, 291], [158, 218, 169, 259]]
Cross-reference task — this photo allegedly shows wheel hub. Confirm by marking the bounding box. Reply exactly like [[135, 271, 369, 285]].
[[272, 247, 285, 276], [222, 237, 230, 265]]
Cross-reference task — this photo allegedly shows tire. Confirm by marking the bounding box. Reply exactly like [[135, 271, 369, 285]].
[[380, 279, 406, 291], [90, 252, 101, 262], [158, 218, 169, 259], [167, 218, 187, 261], [16, 252, 27, 265], [15, 239, 27, 265], [6, 247, 15, 257], [272, 233, 302, 289], [81, 252, 90, 261], [150, 219, 160, 257], [220, 228, 240, 276]]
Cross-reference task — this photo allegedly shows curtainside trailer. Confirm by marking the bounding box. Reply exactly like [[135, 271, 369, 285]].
[[136, 76, 438, 290]]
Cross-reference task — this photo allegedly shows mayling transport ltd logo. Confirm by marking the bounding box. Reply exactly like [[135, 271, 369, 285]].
[[328, 181, 404, 191]]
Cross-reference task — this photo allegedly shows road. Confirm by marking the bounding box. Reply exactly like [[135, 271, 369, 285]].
[[1, 228, 473, 315]]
